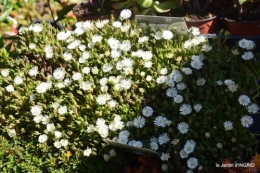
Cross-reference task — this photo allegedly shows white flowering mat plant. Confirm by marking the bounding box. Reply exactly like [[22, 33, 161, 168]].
[[0, 9, 260, 172]]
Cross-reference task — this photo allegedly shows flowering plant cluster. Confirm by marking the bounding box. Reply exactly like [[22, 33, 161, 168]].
[[0, 9, 260, 172]]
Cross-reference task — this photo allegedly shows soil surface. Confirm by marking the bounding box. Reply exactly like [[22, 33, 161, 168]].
[[225, 2, 260, 22], [72, 2, 114, 17]]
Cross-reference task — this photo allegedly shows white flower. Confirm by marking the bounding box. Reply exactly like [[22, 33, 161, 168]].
[[160, 153, 170, 161], [238, 95, 251, 106], [191, 59, 203, 69], [150, 142, 159, 150], [184, 142, 195, 153], [182, 68, 192, 74], [138, 36, 149, 43], [142, 106, 153, 117], [63, 51, 73, 61], [176, 83, 186, 90], [224, 121, 233, 130], [160, 68, 168, 75], [53, 67, 66, 80], [32, 23, 43, 32], [247, 103, 259, 113], [162, 30, 173, 40], [154, 116, 168, 127], [83, 147, 92, 156], [193, 104, 203, 113], [133, 116, 145, 128], [91, 66, 99, 74], [58, 105, 67, 115], [1, 69, 9, 77], [108, 100, 117, 108], [109, 149, 116, 157], [44, 45, 53, 59], [103, 63, 113, 72], [239, 39, 249, 49], [242, 51, 254, 60], [38, 134, 48, 143], [29, 43, 36, 49], [180, 104, 192, 115], [189, 27, 200, 36], [216, 80, 223, 85], [103, 154, 110, 161], [13, 76, 23, 85], [111, 49, 121, 58], [216, 143, 222, 148], [197, 78, 206, 86], [92, 34, 102, 43], [228, 83, 238, 93], [60, 139, 69, 147], [187, 157, 198, 169], [158, 133, 170, 145], [166, 87, 178, 97], [120, 9, 132, 19], [36, 82, 51, 93], [247, 40, 255, 50], [67, 40, 81, 49], [96, 94, 108, 105], [241, 115, 253, 127], [156, 76, 167, 84], [82, 67, 90, 74], [54, 131, 63, 138], [54, 141, 62, 148], [6, 85, 14, 92], [178, 122, 189, 134], [120, 78, 132, 90], [79, 44, 86, 51], [155, 31, 163, 40], [180, 149, 188, 158], [80, 81, 92, 91], [57, 31, 71, 40], [232, 49, 240, 55], [144, 61, 153, 68], [41, 115, 50, 125], [161, 164, 168, 171], [113, 21, 122, 28], [174, 95, 184, 103], [201, 44, 212, 52], [33, 115, 43, 123], [146, 75, 152, 81], [56, 82, 65, 89], [187, 170, 193, 173], [72, 72, 82, 81], [64, 78, 72, 86], [46, 123, 56, 132], [224, 79, 234, 86], [8, 129, 16, 137], [31, 105, 42, 116]]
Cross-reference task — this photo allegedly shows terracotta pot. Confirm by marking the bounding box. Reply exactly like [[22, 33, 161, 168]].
[[185, 16, 220, 34], [224, 18, 260, 37], [72, 3, 120, 22]]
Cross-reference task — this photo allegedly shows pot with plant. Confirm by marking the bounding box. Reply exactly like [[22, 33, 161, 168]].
[[72, 0, 119, 21], [111, 0, 181, 16], [224, 0, 260, 37], [171, 0, 230, 34]]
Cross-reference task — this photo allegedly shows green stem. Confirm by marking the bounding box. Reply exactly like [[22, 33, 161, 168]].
[[47, 0, 57, 25], [21, 0, 32, 24]]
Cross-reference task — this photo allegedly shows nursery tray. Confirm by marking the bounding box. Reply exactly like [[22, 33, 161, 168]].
[[135, 15, 188, 34], [104, 139, 160, 157]]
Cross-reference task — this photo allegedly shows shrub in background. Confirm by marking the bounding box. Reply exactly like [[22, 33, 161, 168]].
[[0, 9, 260, 172]]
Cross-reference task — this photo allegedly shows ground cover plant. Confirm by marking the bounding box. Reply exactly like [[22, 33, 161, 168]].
[[0, 9, 260, 172]]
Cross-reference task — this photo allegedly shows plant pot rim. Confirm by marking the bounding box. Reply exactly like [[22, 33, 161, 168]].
[[224, 17, 260, 24], [185, 15, 218, 23]]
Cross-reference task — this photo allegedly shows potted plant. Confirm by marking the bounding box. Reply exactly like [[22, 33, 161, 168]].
[[224, 0, 260, 37], [111, 0, 181, 15], [72, 0, 120, 21], [171, 0, 231, 34]]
